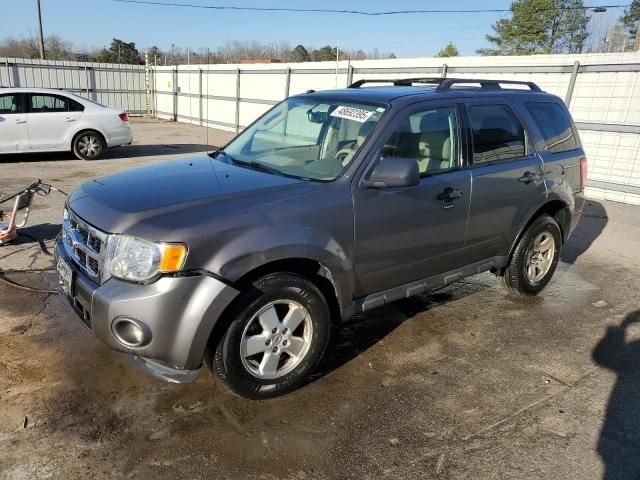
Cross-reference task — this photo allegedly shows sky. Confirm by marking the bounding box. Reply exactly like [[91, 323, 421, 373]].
[[3, 0, 626, 58]]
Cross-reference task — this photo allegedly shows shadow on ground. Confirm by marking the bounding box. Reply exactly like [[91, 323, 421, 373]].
[[314, 200, 609, 382], [312, 280, 490, 381], [10, 224, 61, 246], [593, 311, 640, 480], [0, 143, 213, 163], [561, 200, 607, 264]]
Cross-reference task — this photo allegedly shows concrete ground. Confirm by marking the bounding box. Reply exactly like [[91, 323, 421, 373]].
[[1, 118, 639, 479]]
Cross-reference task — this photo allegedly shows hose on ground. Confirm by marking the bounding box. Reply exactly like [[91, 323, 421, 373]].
[[0, 182, 68, 294]]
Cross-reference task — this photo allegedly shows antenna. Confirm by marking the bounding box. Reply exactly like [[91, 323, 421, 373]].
[[206, 48, 209, 147]]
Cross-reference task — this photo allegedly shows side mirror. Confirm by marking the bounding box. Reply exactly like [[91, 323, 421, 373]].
[[362, 157, 420, 188]]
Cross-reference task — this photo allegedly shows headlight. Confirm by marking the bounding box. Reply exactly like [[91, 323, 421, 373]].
[[105, 235, 187, 283]]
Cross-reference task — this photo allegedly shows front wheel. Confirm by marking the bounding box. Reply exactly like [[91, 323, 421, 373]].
[[208, 273, 331, 399], [72, 131, 105, 160], [498, 214, 561, 295]]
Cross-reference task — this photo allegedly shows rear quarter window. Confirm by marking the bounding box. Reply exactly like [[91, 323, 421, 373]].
[[525, 102, 578, 154], [68, 98, 85, 112]]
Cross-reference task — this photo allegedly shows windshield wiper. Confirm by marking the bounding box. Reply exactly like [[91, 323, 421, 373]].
[[209, 150, 277, 173], [209, 149, 313, 181], [230, 158, 286, 176], [207, 149, 232, 161]]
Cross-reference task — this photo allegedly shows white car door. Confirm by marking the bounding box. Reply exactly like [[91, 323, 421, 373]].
[[27, 93, 83, 152], [0, 92, 29, 153]]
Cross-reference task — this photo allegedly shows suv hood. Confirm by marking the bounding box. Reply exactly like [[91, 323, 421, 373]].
[[68, 155, 324, 238]]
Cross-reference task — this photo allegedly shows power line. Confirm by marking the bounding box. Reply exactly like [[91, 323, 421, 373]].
[[110, 0, 632, 16]]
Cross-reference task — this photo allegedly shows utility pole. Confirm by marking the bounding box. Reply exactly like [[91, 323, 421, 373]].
[[335, 36, 340, 88], [36, 0, 46, 60]]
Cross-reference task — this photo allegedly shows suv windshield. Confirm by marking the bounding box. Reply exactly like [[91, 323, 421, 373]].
[[222, 98, 386, 181]]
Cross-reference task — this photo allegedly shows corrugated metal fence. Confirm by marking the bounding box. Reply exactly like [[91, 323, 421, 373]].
[[152, 52, 640, 204], [0, 57, 146, 115], [1, 54, 639, 204]]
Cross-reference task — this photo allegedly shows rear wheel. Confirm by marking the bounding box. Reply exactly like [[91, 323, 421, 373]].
[[498, 214, 561, 295], [72, 131, 105, 160], [208, 273, 331, 399]]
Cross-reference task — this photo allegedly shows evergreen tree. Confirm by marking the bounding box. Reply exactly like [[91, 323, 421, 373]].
[[622, 0, 640, 49], [478, 0, 590, 55], [436, 42, 459, 57], [291, 44, 311, 62], [95, 38, 142, 64]]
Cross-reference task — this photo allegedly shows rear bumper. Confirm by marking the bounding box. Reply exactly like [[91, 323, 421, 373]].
[[106, 125, 133, 147], [55, 238, 240, 378], [568, 191, 586, 239]]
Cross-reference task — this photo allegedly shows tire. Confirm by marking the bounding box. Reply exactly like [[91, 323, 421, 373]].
[[208, 273, 331, 399], [498, 214, 562, 295], [72, 131, 105, 160]]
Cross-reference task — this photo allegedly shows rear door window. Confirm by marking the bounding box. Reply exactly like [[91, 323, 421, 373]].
[[467, 104, 527, 164], [525, 102, 578, 153], [30, 94, 68, 113], [0, 93, 26, 114]]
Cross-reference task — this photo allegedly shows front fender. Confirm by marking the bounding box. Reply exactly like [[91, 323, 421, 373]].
[[206, 224, 354, 309]]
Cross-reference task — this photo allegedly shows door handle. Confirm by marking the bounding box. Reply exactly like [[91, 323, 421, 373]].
[[437, 187, 463, 202], [15, 119, 26, 124], [65, 117, 76, 122], [519, 171, 538, 184]]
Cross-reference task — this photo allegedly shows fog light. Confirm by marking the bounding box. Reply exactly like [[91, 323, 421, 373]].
[[112, 317, 151, 347]]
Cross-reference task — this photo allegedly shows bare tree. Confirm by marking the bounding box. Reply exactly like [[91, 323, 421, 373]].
[[0, 35, 77, 60]]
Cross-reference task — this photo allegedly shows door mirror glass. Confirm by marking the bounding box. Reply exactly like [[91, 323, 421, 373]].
[[364, 156, 420, 188]]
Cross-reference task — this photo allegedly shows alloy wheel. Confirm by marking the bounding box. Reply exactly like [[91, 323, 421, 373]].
[[240, 300, 313, 380], [525, 231, 555, 284]]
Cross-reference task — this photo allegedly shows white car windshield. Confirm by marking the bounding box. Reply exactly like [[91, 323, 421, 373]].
[[222, 98, 386, 181]]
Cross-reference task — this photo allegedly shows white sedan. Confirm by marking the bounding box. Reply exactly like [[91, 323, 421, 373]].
[[0, 87, 133, 160]]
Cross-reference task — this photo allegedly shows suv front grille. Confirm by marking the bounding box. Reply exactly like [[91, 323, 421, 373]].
[[62, 209, 108, 282]]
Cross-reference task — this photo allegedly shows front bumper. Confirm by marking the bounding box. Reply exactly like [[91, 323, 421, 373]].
[[55, 237, 239, 380]]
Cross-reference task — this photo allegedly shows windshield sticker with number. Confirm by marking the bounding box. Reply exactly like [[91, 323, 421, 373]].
[[330, 106, 375, 123]]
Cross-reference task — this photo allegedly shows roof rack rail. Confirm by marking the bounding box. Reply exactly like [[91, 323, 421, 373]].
[[348, 77, 542, 92], [437, 78, 542, 92], [348, 78, 442, 88]]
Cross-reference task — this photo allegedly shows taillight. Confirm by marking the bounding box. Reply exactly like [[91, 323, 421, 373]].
[[119, 112, 129, 122], [579, 157, 587, 191]]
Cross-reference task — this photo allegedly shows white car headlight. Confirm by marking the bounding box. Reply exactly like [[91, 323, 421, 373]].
[[105, 235, 187, 283]]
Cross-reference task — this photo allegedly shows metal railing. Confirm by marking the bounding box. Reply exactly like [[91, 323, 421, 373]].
[[152, 60, 640, 135], [1, 54, 639, 201], [1, 57, 147, 115]]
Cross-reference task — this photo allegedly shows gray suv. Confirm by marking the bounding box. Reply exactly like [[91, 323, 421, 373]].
[[55, 78, 586, 399]]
